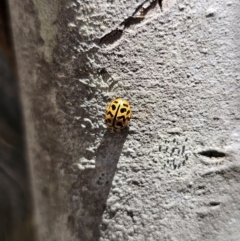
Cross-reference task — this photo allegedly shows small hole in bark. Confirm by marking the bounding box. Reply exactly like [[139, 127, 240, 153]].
[[127, 211, 134, 218], [197, 185, 205, 190], [198, 149, 226, 158], [132, 180, 140, 186], [209, 201, 220, 206]]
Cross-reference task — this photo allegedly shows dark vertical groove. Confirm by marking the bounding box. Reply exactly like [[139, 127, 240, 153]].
[[0, 0, 36, 240]]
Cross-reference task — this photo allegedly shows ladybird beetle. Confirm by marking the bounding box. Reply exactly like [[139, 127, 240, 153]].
[[105, 97, 132, 133]]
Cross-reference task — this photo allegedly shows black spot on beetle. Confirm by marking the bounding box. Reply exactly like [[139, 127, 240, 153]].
[[120, 108, 126, 113], [123, 104, 128, 107], [112, 104, 116, 110], [107, 111, 114, 117], [117, 116, 126, 122], [127, 110, 130, 115]]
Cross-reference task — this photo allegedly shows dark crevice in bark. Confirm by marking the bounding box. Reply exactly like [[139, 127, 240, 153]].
[[198, 149, 226, 158], [99, 0, 161, 45]]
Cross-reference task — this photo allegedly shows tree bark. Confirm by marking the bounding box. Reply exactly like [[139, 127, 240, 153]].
[[8, 0, 240, 240]]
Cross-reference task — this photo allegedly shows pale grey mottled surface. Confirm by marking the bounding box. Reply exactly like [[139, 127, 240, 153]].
[[9, 0, 240, 240]]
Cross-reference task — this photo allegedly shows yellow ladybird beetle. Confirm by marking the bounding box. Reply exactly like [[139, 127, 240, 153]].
[[105, 97, 132, 133]]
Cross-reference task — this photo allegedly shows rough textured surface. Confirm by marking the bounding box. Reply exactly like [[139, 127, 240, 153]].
[[8, 0, 240, 240]]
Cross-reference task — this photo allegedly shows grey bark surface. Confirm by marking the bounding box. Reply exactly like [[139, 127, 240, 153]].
[[8, 0, 240, 240]]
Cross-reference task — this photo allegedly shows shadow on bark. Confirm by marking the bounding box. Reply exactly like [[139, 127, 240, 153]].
[[68, 129, 129, 241], [0, 0, 36, 239], [0, 6, 36, 241]]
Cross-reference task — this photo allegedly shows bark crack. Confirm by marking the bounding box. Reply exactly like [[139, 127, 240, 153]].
[[99, 0, 162, 45]]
